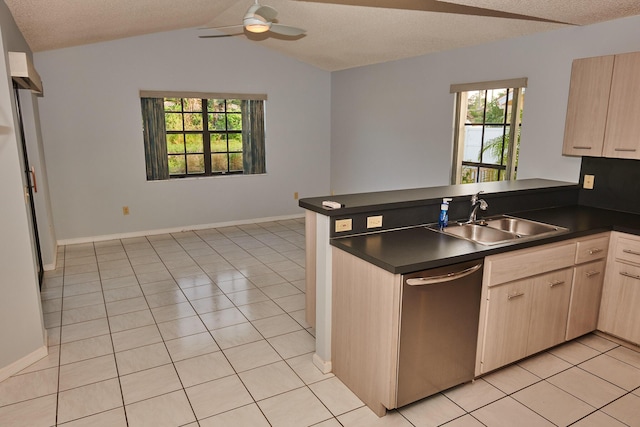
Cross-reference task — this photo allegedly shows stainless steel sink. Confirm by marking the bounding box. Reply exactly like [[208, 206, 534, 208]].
[[440, 224, 517, 245], [484, 216, 564, 236], [430, 215, 568, 245]]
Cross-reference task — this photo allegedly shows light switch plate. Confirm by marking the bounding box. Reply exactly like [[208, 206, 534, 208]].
[[583, 174, 595, 190], [335, 219, 352, 233], [367, 215, 383, 228]]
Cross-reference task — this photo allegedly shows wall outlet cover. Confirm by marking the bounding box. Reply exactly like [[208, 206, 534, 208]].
[[335, 218, 352, 232], [367, 215, 383, 228], [583, 175, 595, 190]]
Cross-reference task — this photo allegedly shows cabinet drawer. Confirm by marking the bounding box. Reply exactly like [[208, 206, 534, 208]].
[[615, 237, 640, 265], [575, 234, 609, 264], [486, 242, 576, 286]]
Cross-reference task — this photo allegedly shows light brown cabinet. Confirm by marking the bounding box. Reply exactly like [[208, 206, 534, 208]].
[[566, 260, 606, 340], [562, 55, 614, 157], [527, 268, 574, 355], [481, 279, 531, 373], [477, 241, 576, 374], [566, 233, 609, 340], [563, 51, 640, 160], [599, 233, 640, 345], [477, 233, 611, 375], [481, 267, 573, 373]]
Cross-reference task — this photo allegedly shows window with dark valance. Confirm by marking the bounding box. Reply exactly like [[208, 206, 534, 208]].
[[140, 91, 267, 180]]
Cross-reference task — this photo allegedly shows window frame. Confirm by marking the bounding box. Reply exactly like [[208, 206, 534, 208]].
[[140, 90, 267, 180], [450, 78, 526, 185], [164, 98, 244, 177]]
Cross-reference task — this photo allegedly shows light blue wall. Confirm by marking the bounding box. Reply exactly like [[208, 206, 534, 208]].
[[35, 29, 331, 241], [330, 15, 640, 194]]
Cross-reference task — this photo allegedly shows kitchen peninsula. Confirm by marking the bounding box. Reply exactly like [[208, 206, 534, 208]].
[[299, 177, 640, 415]]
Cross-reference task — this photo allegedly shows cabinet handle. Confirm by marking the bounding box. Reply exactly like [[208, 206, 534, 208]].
[[507, 292, 525, 300], [585, 270, 601, 278], [572, 146, 592, 150], [623, 249, 640, 256], [549, 280, 565, 287], [620, 271, 640, 281], [614, 148, 637, 152], [588, 248, 603, 255]]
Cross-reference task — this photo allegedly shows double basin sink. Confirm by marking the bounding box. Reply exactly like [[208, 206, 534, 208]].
[[431, 215, 568, 245]]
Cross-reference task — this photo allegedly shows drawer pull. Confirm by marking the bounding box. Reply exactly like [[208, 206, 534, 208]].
[[623, 249, 640, 256], [507, 292, 525, 300], [614, 148, 637, 152], [588, 248, 603, 255], [620, 271, 640, 281], [585, 270, 601, 278], [549, 280, 565, 287], [572, 146, 592, 150]]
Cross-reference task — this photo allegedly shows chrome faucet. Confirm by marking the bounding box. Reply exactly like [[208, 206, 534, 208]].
[[467, 191, 488, 223]]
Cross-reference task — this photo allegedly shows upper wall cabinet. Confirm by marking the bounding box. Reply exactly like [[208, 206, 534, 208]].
[[563, 52, 640, 160], [562, 55, 614, 157]]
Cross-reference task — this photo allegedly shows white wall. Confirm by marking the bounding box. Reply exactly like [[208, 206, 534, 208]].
[[35, 29, 331, 242], [0, 0, 46, 374], [330, 15, 640, 194]]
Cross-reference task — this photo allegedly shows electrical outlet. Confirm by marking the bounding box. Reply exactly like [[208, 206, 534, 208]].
[[122, 206, 130, 215], [335, 219, 352, 233], [583, 175, 595, 190], [294, 192, 299, 200], [367, 215, 383, 228]]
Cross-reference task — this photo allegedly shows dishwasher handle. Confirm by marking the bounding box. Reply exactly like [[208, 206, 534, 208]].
[[406, 262, 482, 286]]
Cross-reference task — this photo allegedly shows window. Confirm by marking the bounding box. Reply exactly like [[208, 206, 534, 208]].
[[450, 78, 526, 184], [140, 91, 266, 180]]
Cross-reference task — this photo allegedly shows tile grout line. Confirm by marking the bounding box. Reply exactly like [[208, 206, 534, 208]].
[[96, 239, 131, 427]]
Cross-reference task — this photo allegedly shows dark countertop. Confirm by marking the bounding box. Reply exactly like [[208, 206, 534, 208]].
[[331, 205, 640, 274], [299, 179, 577, 216]]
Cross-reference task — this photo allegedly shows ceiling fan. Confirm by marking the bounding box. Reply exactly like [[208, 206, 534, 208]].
[[294, 0, 574, 25], [199, 0, 307, 39]]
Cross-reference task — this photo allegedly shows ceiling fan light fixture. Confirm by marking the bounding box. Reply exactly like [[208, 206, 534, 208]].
[[245, 22, 271, 33], [244, 14, 271, 33]]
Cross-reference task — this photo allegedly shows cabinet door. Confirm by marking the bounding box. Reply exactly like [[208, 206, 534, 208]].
[[598, 261, 640, 345], [562, 55, 614, 157], [481, 280, 531, 373], [603, 52, 640, 159], [566, 260, 606, 341], [527, 268, 573, 355]]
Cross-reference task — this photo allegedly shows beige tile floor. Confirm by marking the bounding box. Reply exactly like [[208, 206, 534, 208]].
[[1, 218, 640, 426]]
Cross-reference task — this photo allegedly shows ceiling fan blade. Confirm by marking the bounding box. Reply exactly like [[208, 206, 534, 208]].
[[198, 33, 244, 38], [255, 5, 279, 21], [198, 24, 245, 38], [295, 0, 575, 24], [198, 24, 244, 31], [269, 24, 307, 36]]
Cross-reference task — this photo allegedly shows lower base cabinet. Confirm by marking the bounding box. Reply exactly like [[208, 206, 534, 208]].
[[477, 233, 609, 375], [566, 260, 606, 341], [481, 279, 531, 372], [481, 267, 573, 373], [527, 268, 574, 355], [599, 232, 640, 345]]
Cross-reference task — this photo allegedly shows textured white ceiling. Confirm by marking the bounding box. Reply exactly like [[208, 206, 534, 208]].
[[5, 0, 640, 71]]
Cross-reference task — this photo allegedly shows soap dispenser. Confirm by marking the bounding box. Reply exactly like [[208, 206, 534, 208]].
[[438, 198, 452, 230]]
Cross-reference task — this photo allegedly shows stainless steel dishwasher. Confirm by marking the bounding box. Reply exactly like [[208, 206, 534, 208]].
[[396, 259, 483, 407]]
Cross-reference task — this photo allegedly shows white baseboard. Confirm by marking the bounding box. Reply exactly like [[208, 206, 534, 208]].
[[313, 353, 332, 374], [0, 344, 48, 383], [57, 213, 305, 246], [43, 248, 58, 271]]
